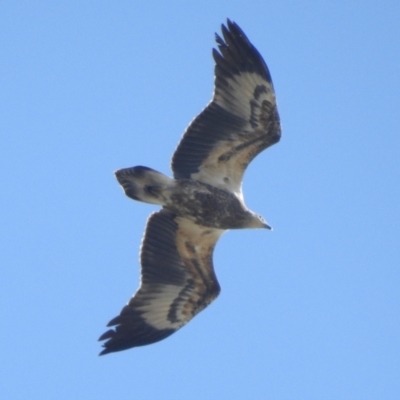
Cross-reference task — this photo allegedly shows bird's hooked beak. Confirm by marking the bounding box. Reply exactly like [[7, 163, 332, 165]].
[[253, 212, 272, 230], [264, 222, 272, 230]]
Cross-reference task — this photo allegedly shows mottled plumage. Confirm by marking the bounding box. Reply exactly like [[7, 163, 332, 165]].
[[99, 19, 281, 355]]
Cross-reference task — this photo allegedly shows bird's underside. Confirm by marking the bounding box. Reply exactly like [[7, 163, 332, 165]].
[[99, 19, 281, 355], [114, 166, 270, 230]]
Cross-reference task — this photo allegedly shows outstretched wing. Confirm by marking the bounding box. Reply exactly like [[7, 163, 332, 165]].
[[99, 210, 224, 355], [171, 19, 281, 196]]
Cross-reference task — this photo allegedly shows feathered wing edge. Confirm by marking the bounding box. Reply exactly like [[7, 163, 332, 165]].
[[99, 210, 224, 355], [171, 20, 281, 194]]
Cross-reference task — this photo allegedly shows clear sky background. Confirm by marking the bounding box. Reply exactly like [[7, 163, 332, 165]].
[[1, 1, 399, 399]]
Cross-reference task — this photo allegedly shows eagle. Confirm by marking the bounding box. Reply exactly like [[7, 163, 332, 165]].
[[99, 19, 281, 355]]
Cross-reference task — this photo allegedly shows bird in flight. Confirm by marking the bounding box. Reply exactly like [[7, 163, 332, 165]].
[[99, 19, 281, 355]]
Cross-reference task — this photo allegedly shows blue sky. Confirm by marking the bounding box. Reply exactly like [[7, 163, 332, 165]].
[[1, 1, 399, 399]]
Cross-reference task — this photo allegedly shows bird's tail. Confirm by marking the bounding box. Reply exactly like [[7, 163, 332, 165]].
[[115, 166, 174, 205]]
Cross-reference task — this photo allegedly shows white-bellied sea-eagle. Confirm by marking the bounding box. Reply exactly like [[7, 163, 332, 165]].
[[99, 19, 281, 355]]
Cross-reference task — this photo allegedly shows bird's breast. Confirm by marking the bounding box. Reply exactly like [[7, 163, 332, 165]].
[[166, 180, 249, 229]]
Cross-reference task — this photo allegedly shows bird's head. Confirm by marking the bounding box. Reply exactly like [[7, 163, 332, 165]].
[[247, 212, 272, 230]]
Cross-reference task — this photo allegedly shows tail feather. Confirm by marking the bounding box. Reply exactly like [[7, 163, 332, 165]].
[[115, 166, 173, 205]]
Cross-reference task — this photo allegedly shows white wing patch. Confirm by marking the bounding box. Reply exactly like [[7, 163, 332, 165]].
[[191, 151, 245, 199], [214, 72, 276, 122], [136, 284, 190, 330], [189, 73, 277, 197]]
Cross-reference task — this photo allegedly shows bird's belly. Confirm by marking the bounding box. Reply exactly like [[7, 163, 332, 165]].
[[165, 181, 247, 229]]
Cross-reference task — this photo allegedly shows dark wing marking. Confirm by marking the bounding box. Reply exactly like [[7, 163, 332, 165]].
[[171, 19, 281, 196], [99, 209, 224, 355]]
